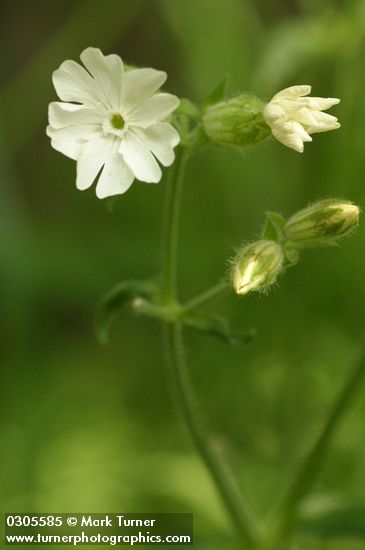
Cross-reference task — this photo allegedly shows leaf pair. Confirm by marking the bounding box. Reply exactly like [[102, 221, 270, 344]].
[[96, 279, 254, 347]]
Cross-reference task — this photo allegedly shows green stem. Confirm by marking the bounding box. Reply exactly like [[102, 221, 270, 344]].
[[160, 147, 259, 545], [161, 146, 189, 305], [183, 281, 230, 313], [274, 352, 365, 539], [164, 322, 258, 546]]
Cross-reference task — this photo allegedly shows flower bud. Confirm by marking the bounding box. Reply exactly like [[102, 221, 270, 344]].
[[203, 95, 271, 149], [285, 199, 360, 246], [232, 240, 284, 295]]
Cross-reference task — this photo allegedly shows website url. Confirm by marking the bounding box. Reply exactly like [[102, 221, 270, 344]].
[[6, 531, 191, 545]]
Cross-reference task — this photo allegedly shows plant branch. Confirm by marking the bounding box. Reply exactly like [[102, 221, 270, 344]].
[[183, 281, 230, 313], [274, 352, 365, 539]]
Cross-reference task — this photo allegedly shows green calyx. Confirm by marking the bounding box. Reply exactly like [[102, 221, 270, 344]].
[[232, 240, 284, 295], [202, 94, 271, 149], [285, 199, 360, 247]]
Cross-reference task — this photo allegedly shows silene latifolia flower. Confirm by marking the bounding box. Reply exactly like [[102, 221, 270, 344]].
[[232, 240, 284, 295], [263, 85, 340, 153], [47, 48, 180, 198], [285, 199, 360, 246]]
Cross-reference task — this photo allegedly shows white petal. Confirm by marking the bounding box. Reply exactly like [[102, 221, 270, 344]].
[[128, 93, 180, 127], [272, 128, 304, 153], [292, 107, 319, 127], [263, 103, 287, 125], [76, 136, 114, 190], [306, 112, 341, 134], [52, 60, 103, 106], [96, 153, 134, 198], [132, 123, 180, 166], [80, 47, 124, 110], [284, 135, 305, 153], [270, 98, 308, 115], [119, 130, 162, 183], [47, 123, 101, 144], [288, 121, 312, 142], [272, 120, 307, 152], [49, 138, 84, 161], [305, 97, 340, 110], [47, 124, 102, 160], [272, 85, 311, 101], [48, 102, 104, 128], [121, 68, 167, 114]]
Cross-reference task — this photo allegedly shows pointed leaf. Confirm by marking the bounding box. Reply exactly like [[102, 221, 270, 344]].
[[263, 211, 287, 242], [204, 75, 230, 106]]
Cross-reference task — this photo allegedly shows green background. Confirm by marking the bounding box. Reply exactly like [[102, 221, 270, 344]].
[[1, 1, 365, 548]]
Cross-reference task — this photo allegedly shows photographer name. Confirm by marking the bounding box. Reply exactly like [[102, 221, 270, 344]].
[[81, 515, 156, 528]]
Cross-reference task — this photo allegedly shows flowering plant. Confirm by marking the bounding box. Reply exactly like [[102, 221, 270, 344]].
[[48, 48, 362, 549]]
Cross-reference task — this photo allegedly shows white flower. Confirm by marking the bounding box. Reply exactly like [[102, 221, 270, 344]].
[[263, 85, 340, 153], [47, 48, 180, 198]]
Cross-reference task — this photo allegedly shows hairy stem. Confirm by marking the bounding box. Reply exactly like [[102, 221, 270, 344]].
[[163, 322, 258, 546]]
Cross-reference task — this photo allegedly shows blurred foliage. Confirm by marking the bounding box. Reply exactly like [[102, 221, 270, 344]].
[[1, 0, 365, 548]]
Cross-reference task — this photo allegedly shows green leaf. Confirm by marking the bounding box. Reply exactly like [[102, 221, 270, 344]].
[[204, 75, 230, 106], [299, 503, 365, 538], [183, 312, 255, 345], [96, 280, 156, 345], [262, 211, 287, 242]]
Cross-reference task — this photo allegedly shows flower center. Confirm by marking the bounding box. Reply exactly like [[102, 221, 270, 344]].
[[102, 112, 128, 138], [111, 113, 125, 130]]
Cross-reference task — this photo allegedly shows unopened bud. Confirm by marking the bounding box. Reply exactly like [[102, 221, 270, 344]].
[[203, 95, 271, 149], [285, 199, 360, 246], [232, 240, 284, 295]]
